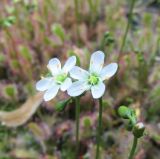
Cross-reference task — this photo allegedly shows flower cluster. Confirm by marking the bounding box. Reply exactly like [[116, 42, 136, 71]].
[[36, 51, 118, 101]]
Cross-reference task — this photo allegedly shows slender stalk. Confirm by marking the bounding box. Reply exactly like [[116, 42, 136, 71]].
[[88, 0, 100, 24], [95, 97, 103, 159], [128, 136, 138, 159], [94, 0, 100, 16], [73, 0, 81, 46], [118, 0, 136, 61], [74, 0, 80, 22], [75, 97, 80, 158]]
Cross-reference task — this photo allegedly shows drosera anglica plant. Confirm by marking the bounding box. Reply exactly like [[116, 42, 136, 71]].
[[68, 51, 118, 159], [118, 106, 145, 159], [36, 56, 76, 101]]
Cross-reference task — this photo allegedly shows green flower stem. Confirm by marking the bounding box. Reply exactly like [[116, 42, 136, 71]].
[[95, 97, 103, 159], [128, 136, 138, 159], [118, 0, 136, 62], [87, 0, 100, 24], [75, 96, 80, 158]]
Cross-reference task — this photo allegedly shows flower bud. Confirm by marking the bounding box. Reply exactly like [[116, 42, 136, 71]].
[[55, 98, 71, 112], [133, 122, 145, 138], [118, 106, 131, 119]]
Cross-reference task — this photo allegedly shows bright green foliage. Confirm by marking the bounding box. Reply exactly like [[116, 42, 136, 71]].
[[0, 16, 16, 27]]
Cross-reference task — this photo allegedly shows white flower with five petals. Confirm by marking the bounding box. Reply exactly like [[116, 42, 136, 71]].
[[67, 51, 118, 99], [36, 56, 76, 101]]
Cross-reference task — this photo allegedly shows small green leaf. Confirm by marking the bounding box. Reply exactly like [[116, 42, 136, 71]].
[[4, 85, 17, 98], [51, 23, 65, 42], [0, 54, 6, 64], [104, 31, 115, 45], [13, 0, 21, 3], [11, 59, 20, 69], [19, 46, 32, 61], [83, 117, 91, 127], [1, 16, 16, 27]]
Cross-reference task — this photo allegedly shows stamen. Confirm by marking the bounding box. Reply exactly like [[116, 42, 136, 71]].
[[55, 73, 67, 84], [88, 73, 99, 85]]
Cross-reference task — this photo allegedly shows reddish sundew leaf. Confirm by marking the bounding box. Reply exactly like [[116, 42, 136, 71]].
[[28, 122, 51, 141]]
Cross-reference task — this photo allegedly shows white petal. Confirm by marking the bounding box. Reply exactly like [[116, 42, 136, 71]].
[[36, 78, 52, 91], [91, 82, 105, 99], [47, 58, 61, 76], [60, 78, 72, 91], [67, 81, 90, 97], [89, 51, 105, 74], [70, 66, 89, 80], [44, 84, 60, 101], [62, 56, 76, 73], [100, 63, 118, 80]]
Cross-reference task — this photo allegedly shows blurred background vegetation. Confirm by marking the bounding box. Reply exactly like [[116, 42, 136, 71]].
[[0, 0, 160, 158]]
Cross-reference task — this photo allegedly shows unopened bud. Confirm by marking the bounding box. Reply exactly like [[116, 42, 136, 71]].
[[133, 122, 145, 138], [118, 106, 131, 119]]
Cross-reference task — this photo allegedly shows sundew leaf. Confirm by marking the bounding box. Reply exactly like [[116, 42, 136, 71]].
[[28, 122, 45, 140], [3, 84, 17, 99], [0, 93, 43, 127], [0, 54, 6, 65], [19, 46, 32, 61], [11, 59, 20, 69], [13, 0, 21, 3], [0, 16, 16, 27], [51, 23, 65, 42]]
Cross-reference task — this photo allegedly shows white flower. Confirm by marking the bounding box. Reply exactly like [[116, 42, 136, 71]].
[[36, 56, 76, 101], [67, 51, 118, 99]]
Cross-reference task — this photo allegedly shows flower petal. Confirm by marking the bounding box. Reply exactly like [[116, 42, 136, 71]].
[[62, 56, 76, 73], [47, 58, 61, 76], [70, 66, 89, 80], [44, 84, 60, 101], [91, 82, 105, 99], [60, 78, 72, 91], [100, 63, 118, 80], [67, 81, 90, 97], [89, 51, 105, 74], [36, 78, 52, 91]]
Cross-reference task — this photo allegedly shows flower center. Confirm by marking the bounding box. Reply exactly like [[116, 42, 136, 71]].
[[88, 74, 99, 85], [55, 73, 67, 84]]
